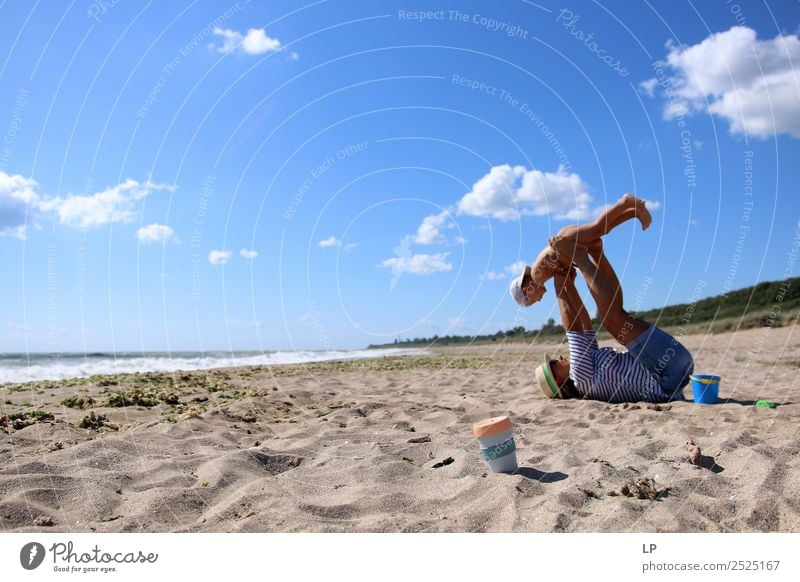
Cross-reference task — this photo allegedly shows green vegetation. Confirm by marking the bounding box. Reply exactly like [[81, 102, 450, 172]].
[[633, 277, 800, 330], [78, 411, 111, 430], [107, 388, 180, 408], [7, 410, 54, 421], [61, 395, 96, 409], [369, 276, 800, 348]]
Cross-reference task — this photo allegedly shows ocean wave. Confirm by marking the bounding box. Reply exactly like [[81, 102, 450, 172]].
[[0, 348, 428, 385]]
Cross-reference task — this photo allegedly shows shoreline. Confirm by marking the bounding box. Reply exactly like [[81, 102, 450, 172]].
[[0, 347, 431, 386]]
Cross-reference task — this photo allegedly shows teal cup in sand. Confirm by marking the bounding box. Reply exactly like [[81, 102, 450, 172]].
[[473, 416, 518, 473], [690, 374, 720, 404]]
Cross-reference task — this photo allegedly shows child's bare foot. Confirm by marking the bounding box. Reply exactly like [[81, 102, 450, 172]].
[[622, 193, 652, 230]]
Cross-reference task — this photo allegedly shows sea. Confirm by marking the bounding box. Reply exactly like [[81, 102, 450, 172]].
[[0, 348, 428, 385]]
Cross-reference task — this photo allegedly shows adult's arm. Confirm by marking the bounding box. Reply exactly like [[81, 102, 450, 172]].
[[586, 239, 622, 297], [554, 267, 593, 333]]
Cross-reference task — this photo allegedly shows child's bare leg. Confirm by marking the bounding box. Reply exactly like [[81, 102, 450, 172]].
[[593, 207, 638, 237], [553, 194, 652, 247]]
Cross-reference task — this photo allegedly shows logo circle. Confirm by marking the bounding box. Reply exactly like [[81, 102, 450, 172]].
[[20, 542, 46, 570]]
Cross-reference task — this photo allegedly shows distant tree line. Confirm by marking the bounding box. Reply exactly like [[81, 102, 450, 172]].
[[367, 276, 800, 349]]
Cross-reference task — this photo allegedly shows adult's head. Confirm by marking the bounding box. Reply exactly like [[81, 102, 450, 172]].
[[534, 353, 577, 398], [509, 266, 547, 307]]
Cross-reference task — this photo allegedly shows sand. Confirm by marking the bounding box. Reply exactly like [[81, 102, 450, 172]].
[[1, 325, 799, 532]]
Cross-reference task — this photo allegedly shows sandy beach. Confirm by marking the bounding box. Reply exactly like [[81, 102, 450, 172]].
[[1, 325, 799, 533]]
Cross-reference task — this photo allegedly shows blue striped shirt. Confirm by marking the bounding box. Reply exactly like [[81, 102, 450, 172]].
[[566, 330, 671, 403]]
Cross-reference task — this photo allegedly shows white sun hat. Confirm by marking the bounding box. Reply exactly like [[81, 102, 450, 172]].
[[508, 268, 527, 307]]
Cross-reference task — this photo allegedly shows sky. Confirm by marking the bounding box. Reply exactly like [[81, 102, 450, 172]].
[[1, 0, 799, 353]]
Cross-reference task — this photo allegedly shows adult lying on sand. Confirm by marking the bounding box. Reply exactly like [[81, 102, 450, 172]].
[[508, 193, 651, 306], [534, 238, 694, 403]]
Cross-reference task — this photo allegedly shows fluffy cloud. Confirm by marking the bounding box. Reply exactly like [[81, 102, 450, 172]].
[[484, 271, 507, 280], [646, 26, 800, 138], [41, 179, 174, 229], [380, 252, 452, 275], [414, 209, 453, 244], [240, 248, 259, 260], [483, 260, 541, 281], [2, 174, 176, 237], [8, 321, 32, 333], [457, 165, 522, 221], [0, 171, 39, 239], [457, 164, 593, 221], [213, 27, 283, 55], [506, 260, 528, 277], [447, 316, 466, 328], [136, 223, 178, 244], [208, 250, 232, 265], [638, 78, 658, 97], [318, 236, 340, 248]]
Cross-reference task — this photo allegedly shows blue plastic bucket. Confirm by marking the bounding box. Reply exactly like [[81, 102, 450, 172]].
[[690, 374, 720, 404]]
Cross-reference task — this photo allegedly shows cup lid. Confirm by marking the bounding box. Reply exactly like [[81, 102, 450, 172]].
[[473, 415, 512, 438]]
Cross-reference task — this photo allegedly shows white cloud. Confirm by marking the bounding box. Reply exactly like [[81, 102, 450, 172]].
[[506, 260, 528, 277], [40, 178, 174, 229], [318, 236, 340, 248], [484, 271, 507, 280], [240, 248, 258, 260], [2, 173, 175, 237], [454, 235, 468, 245], [380, 252, 452, 275], [0, 171, 39, 239], [208, 250, 232, 265], [343, 242, 357, 251], [212, 27, 241, 53], [414, 209, 452, 244], [8, 321, 32, 333], [639, 78, 658, 97], [447, 316, 466, 328], [689, 219, 700, 227], [482, 261, 527, 282], [457, 164, 593, 221], [241, 28, 282, 54], [646, 26, 800, 138], [136, 223, 178, 244], [457, 164, 523, 221], [213, 27, 283, 55]]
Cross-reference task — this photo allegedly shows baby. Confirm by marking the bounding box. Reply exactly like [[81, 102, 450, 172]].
[[509, 194, 651, 306]]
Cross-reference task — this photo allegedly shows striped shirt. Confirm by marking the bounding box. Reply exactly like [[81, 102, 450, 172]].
[[566, 330, 671, 403]]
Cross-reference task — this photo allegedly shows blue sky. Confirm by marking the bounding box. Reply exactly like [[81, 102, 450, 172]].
[[1, 0, 799, 352]]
